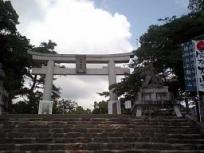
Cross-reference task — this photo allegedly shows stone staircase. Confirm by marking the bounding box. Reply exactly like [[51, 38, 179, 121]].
[[0, 114, 203, 153]]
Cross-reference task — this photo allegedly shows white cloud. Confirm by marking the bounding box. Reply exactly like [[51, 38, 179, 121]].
[[11, 0, 133, 109], [14, 0, 133, 54], [54, 76, 109, 109]]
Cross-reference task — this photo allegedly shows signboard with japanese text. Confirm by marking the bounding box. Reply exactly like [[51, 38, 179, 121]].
[[76, 55, 86, 74], [194, 40, 204, 92], [182, 41, 197, 92], [182, 40, 204, 92]]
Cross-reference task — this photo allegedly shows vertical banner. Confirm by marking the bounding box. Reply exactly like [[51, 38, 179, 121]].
[[194, 40, 204, 92], [76, 55, 86, 74], [182, 41, 197, 92]]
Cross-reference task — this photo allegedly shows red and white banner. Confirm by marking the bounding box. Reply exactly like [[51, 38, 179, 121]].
[[194, 40, 204, 92]]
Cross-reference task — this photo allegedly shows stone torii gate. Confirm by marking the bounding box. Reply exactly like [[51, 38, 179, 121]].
[[29, 51, 133, 114]]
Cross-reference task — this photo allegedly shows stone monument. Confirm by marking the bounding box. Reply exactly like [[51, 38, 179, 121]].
[[133, 63, 182, 117]]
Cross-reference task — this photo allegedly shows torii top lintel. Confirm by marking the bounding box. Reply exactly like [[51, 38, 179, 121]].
[[29, 51, 133, 64]]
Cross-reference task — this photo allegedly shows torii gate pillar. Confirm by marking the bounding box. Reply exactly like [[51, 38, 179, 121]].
[[108, 60, 121, 114], [43, 60, 54, 100], [38, 60, 54, 114]]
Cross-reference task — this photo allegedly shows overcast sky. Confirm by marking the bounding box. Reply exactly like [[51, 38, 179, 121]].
[[10, 0, 189, 109]]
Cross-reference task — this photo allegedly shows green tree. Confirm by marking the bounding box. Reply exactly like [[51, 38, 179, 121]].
[[0, 0, 18, 34], [92, 91, 109, 114], [135, 12, 204, 92], [32, 40, 57, 54], [55, 99, 78, 114], [97, 91, 109, 98], [112, 3, 204, 100], [72, 106, 91, 114], [92, 101, 108, 114], [12, 40, 61, 114], [0, 0, 31, 112], [110, 66, 143, 99], [188, 0, 204, 12], [54, 99, 91, 114]]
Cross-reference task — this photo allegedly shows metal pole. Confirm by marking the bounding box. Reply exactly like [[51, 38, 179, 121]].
[[195, 96, 201, 122], [184, 97, 189, 113]]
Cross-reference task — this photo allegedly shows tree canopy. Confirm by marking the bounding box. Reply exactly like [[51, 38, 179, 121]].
[[0, 1, 71, 114], [12, 40, 61, 114], [92, 101, 108, 114], [0, 0, 31, 112], [0, 0, 18, 34], [112, 0, 204, 100], [188, 0, 204, 12]]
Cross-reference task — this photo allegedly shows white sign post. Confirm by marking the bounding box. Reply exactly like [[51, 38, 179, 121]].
[[125, 100, 132, 109], [194, 40, 204, 92], [193, 40, 204, 122]]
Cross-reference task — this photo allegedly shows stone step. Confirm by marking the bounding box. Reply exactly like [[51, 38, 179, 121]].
[[1, 115, 188, 122], [0, 114, 203, 152], [0, 143, 204, 151], [4, 118, 187, 122], [4, 119, 189, 124], [0, 114, 182, 119], [3, 131, 203, 139], [2, 126, 199, 133], [1, 137, 204, 144], [1, 150, 204, 153], [2, 132, 200, 139], [4, 122, 192, 128]]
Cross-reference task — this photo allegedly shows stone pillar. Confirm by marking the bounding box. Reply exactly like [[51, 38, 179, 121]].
[[43, 60, 54, 100], [38, 60, 54, 114], [117, 101, 121, 114], [108, 60, 120, 114]]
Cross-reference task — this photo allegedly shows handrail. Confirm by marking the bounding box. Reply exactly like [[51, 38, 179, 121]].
[[177, 97, 202, 122], [185, 114, 204, 134]]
